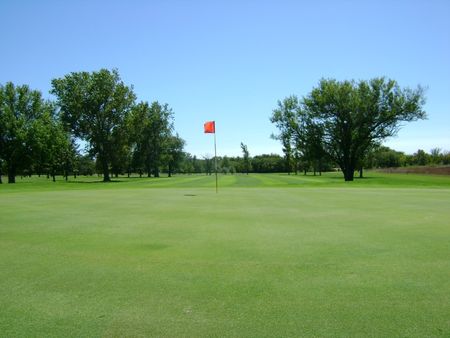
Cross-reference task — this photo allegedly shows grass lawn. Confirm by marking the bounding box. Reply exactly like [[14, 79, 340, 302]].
[[1, 172, 450, 337]]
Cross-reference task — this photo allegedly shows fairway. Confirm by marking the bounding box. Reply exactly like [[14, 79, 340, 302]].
[[1, 173, 450, 337]]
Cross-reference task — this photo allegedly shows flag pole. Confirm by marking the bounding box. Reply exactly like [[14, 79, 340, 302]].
[[214, 128, 218, 193]]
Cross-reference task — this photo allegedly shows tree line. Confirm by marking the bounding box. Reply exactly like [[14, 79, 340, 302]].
[[1, 74, 438, 183], [162, 153, 286, 175], [365, 146, 450, 168], [179, 146, 450, 176], [0, 69, 185, 183]]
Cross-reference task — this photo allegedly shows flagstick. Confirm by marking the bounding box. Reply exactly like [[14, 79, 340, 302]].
[[214, 130, 218, 193]]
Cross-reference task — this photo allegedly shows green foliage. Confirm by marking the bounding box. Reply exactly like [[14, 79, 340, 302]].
[[240, 142, 251, 174], [368, 146, 405, 168], [304, 78, 426, 180], [202, 155, 213, 175], [270, 96, 300, 173], [251, 154, 286, 173], [272, 78, 427, 181], [271, 96, 328, 175], [220, 156, 231, 174], [51, 69, 136, 182], [164, 134, 185, 177], [0, 82, 47, 183], [128, 101, 175, 177], [76, 154, 96, 176]]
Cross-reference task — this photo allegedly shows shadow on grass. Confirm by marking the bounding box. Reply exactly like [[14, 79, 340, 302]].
[[65, 176, 173, 184], [326, 175, 375, 180], [126, 176, 171, 179], [66, 180, 125, 184]]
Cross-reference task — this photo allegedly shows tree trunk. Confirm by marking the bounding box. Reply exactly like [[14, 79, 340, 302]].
[[154, 167, 159, 178], [7, 164, 16, 183], [343, 167, 354, 181], [359, 167, 363, 178], [0, 173, 2, 184], [101, 158, 110, 182]]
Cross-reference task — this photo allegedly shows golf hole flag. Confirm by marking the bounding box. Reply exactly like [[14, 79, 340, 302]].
[[204, 120, 218, 192], [204, 121, 215, 133]]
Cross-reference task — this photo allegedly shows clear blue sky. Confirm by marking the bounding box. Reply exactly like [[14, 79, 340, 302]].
[[1, 0, 449, 157]]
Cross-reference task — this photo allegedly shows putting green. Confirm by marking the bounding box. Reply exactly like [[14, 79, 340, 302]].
[[1, 173, 449, 337]]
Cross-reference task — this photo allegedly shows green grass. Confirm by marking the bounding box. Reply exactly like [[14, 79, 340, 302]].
[[1, 173, 450, 337]]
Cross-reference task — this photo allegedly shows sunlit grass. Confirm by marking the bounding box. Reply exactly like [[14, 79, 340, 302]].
[[1, 173, 449, 336]]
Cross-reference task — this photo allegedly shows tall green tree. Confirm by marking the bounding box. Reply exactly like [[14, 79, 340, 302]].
[[0, 82, 45, 183], [240, 142, 251, 174], [29, 106, 74, 181], [164, 134, 185, 177], [51, 69, 135, 182], [430, 148, 442, 165], [270, 96, 299, 174], [110, 122, 131, 178], [272, 78, 426, 181], [271, 95, 325, 175], [412, 149, 428, 166], [305, 78, 426, 180], [128, 101, 174, 177], [303, 122, 326, 176]]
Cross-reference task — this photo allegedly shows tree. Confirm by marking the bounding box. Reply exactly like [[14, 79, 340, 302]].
[[164, 134, 185, 177], [302, 122, 326, 176], [430, 148, 442, 165], [0, 82, 46, 183], [240, 142, 251, 174], [29, 107, 74, 182], [51, 69, 136, 182], [271, 95, 327, 175], [302, 78, 426, 181], [251, 154, 285, 173], [202, 154, 213, 175], [370, 146, 405, 168], [413, 149, 428, 166], [110, 122, 131, 177], [221, 156, 231, 174], [77, 154, 96, 176], [270, 96, 299, 175], [128, 101, 174, 177]]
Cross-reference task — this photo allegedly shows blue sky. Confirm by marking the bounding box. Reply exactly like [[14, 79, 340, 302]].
[[1, 0, 449, 157]]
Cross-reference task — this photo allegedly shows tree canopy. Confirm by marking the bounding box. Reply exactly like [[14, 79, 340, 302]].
[[0, 83, 46, 183], [51, 69, 136, 182], [272, 78, 426, 181]]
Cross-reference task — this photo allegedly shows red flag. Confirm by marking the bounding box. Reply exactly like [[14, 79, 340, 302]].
[[204, 121, 215, 133]]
